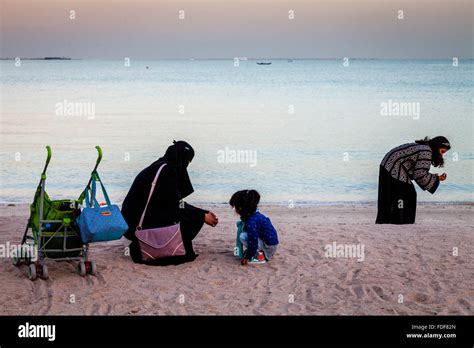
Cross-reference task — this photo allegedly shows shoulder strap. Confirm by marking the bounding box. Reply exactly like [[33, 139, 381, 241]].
[[136, 163, 167, 231]]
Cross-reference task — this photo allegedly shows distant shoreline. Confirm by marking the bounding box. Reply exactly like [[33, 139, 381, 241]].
[[1, 58, 473, 61], [0, 201, 472, 208], [0, 57, 72, 60]]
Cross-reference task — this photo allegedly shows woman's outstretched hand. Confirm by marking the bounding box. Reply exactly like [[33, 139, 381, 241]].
[[437, 173, 447, 181], [204, 212, 219, 227]]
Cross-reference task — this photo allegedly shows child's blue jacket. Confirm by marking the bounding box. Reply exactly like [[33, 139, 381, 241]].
[[240, 211, 279, 260]]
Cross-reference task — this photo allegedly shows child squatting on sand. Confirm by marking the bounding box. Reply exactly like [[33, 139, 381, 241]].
[[229, 190, 279, 265]]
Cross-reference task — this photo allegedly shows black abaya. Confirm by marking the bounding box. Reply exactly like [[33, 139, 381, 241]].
[[376, 165, 417, 224], [121, 142, 208, 265]]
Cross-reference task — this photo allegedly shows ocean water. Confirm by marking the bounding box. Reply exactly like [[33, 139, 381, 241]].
[[0, 59, 473, 204]]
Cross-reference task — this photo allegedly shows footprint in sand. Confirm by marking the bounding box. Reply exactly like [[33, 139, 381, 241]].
[[103, 304, 112, 315], [89, 303, 100, 315], [44, 281, 53, 315], [457, 299, 472, 313], [429, 280, 442, 292], [371, 285, 389, 301], [28, 278, 53, 315], [90, 272, 107, 286], [351, 285, 366, 299], [306, 288, 314, 302], [88, 303, 113, 315], [413, 292, 430, 303]]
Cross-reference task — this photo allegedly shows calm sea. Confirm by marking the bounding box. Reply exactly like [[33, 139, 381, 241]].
[[1, 59, 472, 204]]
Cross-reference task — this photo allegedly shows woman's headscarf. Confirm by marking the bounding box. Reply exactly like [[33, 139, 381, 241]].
[[155, 140, 195, 198]]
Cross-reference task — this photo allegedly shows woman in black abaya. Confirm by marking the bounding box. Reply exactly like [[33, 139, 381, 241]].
[[121, 141, 218, 265]]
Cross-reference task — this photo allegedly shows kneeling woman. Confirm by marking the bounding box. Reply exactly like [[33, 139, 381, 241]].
[[121, 141, 218, 265], [376, 136, 450, 224]]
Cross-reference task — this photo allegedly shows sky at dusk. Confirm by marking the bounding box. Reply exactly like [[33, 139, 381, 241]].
[[0, 0, 473, 59]]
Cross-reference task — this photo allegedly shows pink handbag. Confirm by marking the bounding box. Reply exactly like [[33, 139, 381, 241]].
[[135, 163, 186, 261]]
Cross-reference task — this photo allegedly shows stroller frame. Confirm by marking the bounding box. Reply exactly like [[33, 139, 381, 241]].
[[13, 145, 103, 280]]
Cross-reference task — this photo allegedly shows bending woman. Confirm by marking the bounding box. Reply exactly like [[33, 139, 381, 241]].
[[121, 140, 218, 265], [376, 136, 451, 224]]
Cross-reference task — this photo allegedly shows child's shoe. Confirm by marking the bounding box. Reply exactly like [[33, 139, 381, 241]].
[[248, 251, 266, 264]]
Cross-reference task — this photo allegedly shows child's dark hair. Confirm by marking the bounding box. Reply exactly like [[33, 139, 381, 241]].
[[229, 190, 260, 221]]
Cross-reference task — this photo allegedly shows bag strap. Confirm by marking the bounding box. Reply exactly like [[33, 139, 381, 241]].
[[91, 172, 112, 207], [84, 171, 111, 209], [136, 163, 167, 231], [84, 185, 100, 209]]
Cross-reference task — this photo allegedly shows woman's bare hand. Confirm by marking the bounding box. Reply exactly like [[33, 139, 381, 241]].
[[438, 173, 447, 181], [204, 212, 218, 227]]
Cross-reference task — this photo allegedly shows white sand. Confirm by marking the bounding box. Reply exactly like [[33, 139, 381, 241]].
[[0, 203, 473, 315]]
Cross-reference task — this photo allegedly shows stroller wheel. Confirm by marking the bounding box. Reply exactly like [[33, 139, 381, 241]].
[[27, 264, 37, 281], [40, 264, 49, 280], [77, 261, 86, 277], [89, 261, 97, 276]]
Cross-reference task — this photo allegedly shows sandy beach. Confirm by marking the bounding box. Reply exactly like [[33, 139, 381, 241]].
[[0, 203, 472, 316]]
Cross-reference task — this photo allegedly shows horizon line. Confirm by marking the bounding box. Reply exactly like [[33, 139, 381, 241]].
[[2, 57, 474, 61]]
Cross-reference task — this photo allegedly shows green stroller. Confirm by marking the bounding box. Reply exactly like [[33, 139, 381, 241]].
[[13, 145, 102, 280]]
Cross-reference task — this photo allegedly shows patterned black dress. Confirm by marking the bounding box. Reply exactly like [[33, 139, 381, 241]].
[[376, 143, 439, 224]]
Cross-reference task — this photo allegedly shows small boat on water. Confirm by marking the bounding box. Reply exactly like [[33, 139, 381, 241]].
[[43, 57, 71, 60], [256, 62, 271, 65]]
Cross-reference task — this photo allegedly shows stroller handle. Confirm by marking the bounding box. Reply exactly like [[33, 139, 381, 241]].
[[46, 145, 52, 161], [77, 146, 104, 203], [87, 145, 103, 187], [95, 146, 102, 167], [42, 145, 52, 175]]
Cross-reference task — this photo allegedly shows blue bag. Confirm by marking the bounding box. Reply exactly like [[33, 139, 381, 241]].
[[77, 172, 128, 243]]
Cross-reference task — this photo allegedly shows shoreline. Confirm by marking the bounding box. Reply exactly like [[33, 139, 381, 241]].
[[0, 201, 472, 208]]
